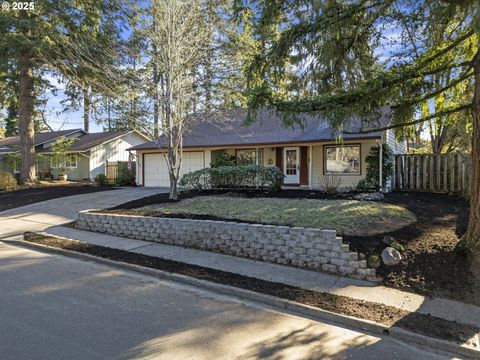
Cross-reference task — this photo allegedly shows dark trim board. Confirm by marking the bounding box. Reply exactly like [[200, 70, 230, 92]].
[[142, 152, 145, 186], [300, 146, 308, 185]]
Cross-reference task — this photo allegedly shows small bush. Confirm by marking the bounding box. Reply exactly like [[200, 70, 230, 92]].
[[355, 178, 377, 192], [115, 163, 136, 186], [180, 165, 285, 191], [318, 175, 342, 194], [0, 171, 17, 191], [390, 241, 405, 253], [94, 173, 108, 186]]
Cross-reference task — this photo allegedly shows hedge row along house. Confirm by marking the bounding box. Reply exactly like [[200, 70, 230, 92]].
[[129, 108, 406, 189], [0, 129, 148, 181]]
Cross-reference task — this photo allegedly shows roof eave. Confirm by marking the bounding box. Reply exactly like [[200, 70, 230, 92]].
[[129, 134, 383, 151]]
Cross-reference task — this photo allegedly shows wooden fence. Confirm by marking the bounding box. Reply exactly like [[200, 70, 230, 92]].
[[106, 161, 136, 183], [394, 153, 472, 198]]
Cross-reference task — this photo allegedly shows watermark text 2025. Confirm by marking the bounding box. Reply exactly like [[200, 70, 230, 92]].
[[2, 2, 35, 11]]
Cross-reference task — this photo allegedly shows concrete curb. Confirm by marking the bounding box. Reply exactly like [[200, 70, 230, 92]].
[[4, 237, 479, 360]]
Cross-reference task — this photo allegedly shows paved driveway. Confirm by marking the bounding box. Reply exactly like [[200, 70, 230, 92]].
[[0, 187, 166, 238], [0, 243, 449, 360]]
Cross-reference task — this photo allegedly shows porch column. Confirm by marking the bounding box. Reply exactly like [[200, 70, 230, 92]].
[[309, 145, 313, 189]]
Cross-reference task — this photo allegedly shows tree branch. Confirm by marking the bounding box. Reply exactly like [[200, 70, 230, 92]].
[[344, 103, 472, 134]]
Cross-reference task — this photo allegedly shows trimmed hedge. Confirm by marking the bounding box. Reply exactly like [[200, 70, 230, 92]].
[[179, 165, 285, 191]]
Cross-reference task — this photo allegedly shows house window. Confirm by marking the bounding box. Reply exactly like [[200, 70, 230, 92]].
[[324, 145, 360, 175], [51, 154, 77, 169], [64, 154, 77, 168], [236, 149, 257, 166], [51, 156, 62, 169]]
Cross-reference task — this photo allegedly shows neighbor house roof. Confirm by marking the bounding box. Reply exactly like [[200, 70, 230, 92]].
[[0, 129, 84, 154], [68, 131, 131, 151], [0, 129, 149, 155], [130, 107, 389, 150], [36, 130, 150, 153]]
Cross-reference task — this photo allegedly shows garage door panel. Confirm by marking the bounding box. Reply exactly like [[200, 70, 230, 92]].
[[144, 152, 204, 187]]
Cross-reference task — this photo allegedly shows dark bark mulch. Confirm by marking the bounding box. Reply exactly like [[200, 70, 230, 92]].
[[102, 189, 477, 305], [0, 184, 116, 212], [345, 192, 477, 305], [22, 231, 480, 347]]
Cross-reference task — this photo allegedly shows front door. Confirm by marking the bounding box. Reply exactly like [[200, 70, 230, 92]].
[[284, 147, 299, 184]]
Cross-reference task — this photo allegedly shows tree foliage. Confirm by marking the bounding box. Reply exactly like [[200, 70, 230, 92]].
[[240, 0, 480, 278]]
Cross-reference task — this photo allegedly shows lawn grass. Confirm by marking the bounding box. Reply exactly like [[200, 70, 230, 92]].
[[139, 195, 416, 236]]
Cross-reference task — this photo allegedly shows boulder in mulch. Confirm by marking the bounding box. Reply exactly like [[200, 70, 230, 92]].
[[381, 247, 402, 266]]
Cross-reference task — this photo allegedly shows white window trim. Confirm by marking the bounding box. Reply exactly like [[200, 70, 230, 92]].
[[50, 154, 78, 169], [324, 144, 361, 175]]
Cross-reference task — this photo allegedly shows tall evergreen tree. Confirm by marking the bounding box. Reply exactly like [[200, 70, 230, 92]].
[[0, 0, 124, 182], [241, 0, 480, 277]]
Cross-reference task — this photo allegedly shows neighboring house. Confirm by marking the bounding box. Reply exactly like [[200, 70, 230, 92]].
[[0, 129, 149, 180], [130, 108, 406, 189]]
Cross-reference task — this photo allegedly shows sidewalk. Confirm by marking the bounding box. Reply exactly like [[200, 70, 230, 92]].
[[43, 225, 480, 329]]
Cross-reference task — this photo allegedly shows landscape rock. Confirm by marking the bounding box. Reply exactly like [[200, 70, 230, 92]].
[[381, 247, 402, 266], [353, 192, 384, 201]]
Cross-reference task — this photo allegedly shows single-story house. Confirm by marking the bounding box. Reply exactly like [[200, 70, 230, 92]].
[[0, 129, 149, 180], [130, 108, 406, 189]]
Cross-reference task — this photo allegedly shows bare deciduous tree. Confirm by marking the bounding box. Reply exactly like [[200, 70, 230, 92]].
[[149, 0, 213, 199]]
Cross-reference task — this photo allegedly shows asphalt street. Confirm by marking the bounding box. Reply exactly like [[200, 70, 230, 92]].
[[0, 242, 454, 360]]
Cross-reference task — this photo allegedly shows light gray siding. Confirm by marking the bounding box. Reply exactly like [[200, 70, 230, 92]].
[[89, 132, 147, 180], [385, 129, 407, 155], [384, 129, 406, 191]]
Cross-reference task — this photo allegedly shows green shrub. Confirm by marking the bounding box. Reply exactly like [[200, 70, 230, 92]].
[[94, 173, 108, 186], [210, 153, 236, 167], [115, 163, 136, 186], [360, 144, 394, 191], [390, 241, 405, 253], [180, 165, 285, 191], [0, 171, 17, 191]]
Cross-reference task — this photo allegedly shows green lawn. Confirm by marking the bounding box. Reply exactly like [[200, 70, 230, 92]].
[[138, 195, 416, 236]]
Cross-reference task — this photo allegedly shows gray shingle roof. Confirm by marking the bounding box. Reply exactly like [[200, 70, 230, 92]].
[[67, 131, 131, 151], [0, 129, 84, 154], [0, 129, 140, 154], [131, 107, 388, 150]]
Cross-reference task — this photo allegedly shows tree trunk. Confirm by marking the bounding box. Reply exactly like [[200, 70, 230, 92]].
[[83, 87, 90, 133], [168, 172, 178, 200], [460, 52, 480, 281], [18, 48, 36, 184]]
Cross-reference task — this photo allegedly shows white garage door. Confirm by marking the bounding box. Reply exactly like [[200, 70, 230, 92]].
[[144, 152, 205, 187]]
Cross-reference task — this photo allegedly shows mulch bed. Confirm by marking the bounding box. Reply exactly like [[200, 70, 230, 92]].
[[0, 184, 116, 212], [22, 231, 480, 346], [101, 189, 477, 305], [346, 192, 476, 305]]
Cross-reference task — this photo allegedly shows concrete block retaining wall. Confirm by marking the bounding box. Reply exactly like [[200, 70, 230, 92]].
[[76, 210, 376, 280]]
